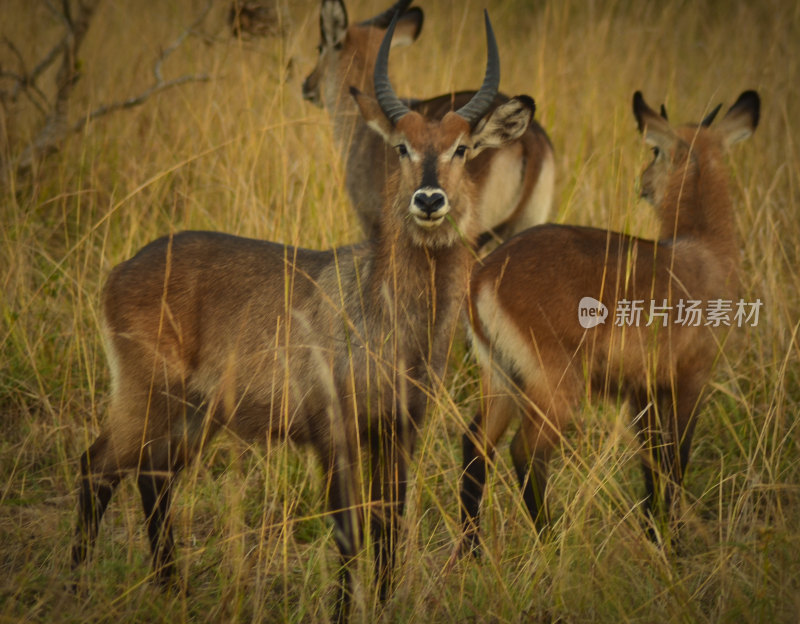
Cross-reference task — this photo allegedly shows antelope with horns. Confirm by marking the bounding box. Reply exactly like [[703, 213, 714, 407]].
[[303, 0, 555, 246], [454, 90, 760, 558], [71, 11, 534, 619]]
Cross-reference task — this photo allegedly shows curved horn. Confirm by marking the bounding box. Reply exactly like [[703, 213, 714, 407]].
[[701, 103, 723, 127], [374, 12, 412, 124], [360, 0, 413, 28], [454, 10, 500, 126]]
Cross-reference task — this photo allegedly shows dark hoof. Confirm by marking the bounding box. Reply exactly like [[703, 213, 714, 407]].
[[445, 533, 483, 572], [153, 565, 188, 596]]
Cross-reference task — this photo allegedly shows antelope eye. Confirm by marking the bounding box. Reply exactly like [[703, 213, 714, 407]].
[[652, 146, 661, 158], [454, 145, 469, 158], [395, 144, 409, 157]]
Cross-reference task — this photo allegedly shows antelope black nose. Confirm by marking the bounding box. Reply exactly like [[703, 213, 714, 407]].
[[302, 77, 320, 105], [413, 190, 446, 216]]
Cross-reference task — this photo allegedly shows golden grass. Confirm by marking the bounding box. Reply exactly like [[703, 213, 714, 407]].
[[2, 0, 799, 622]]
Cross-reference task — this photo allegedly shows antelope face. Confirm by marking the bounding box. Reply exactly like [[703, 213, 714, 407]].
[[353, 93, 535, 247], [302, 0, 348, 106], [637, 107, 708, 208], [350, 10, 535, 247], [393, 112, 471, 230], [639, 139, 693, 207], [301, 49, 328, 107], [302, 0, 423, 108], [387, 101, 534, 246], [634, 91, 758, 208]]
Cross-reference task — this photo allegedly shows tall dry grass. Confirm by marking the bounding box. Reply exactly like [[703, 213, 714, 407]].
[[1, 0, 798, 622]]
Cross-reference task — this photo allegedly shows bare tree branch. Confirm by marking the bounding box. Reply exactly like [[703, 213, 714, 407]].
[[155, 0, 213, 83], [3, 37, 28, 74], [27, 37, 69, 91], [8, 0, 213, 173], [51, 0, 99, 118], [1, 34, 67, 108], [75, 74, 210, 132], [1, 37, 51, 110]]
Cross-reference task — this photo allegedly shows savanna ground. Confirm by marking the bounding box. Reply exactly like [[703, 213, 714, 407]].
[[1, 0, 799, 622]]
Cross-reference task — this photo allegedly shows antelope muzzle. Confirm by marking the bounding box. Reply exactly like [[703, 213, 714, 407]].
[[410, 186, 450, 227]]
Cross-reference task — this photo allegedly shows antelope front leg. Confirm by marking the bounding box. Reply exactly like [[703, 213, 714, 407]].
[[634, 378, 703, 545], [368, 414, 416, 603], [450, 393, 514, 566], [509, 422, 553, 536], [136, 441, 181, 589], [72, 432, 122, 573], [457, 412, 493, 559], [315, 436, 361, 624]]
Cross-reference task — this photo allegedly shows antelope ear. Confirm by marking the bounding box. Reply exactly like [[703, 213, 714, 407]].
[[633, 91, 675, 151], [321, 0, 348, 47], [350, 86, 395, 141], [392, 8, 423, 48], [716, 90, 760, 147], [470, 95, 534, 156]]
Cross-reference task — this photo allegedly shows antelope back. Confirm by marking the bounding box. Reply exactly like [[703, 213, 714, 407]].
[[455, 93, 761, 560], [471, 91, 760, 397]]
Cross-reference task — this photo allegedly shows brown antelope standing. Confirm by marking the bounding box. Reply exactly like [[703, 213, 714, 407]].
[[302, 0, 554, 246], [454, 90, 760, 557], [71, 11, 534, 619]]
